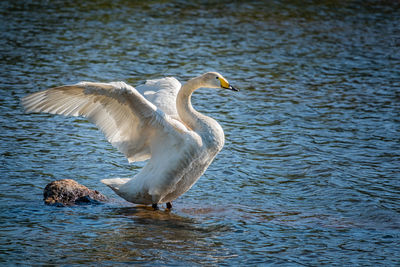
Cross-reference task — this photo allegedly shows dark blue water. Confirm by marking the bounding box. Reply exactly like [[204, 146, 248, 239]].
[[1, 0, 399, 265]]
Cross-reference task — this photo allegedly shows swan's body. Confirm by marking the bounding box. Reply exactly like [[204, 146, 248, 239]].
[[22, 72, 237, 208]]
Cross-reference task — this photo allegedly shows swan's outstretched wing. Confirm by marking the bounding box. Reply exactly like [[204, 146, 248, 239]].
[[21, 81, 186, 163], [136, 77, 181, 120]]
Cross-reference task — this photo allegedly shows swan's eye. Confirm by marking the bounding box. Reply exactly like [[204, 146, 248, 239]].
[[216, 77, 219, 80]]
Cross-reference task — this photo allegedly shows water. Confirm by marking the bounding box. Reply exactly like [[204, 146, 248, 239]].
[[1, 0, 399, 265]]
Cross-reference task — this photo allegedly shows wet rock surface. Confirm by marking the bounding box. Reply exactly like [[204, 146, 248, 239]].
[[44, 179, 107, 206]]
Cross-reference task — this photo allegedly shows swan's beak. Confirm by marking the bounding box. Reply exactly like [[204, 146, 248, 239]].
[[219, 77, 239, 92], [227, 85, 239, 92]]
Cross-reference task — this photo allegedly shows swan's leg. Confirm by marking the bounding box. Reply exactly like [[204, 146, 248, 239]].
[[152, 203, 159, 210], [166, 202, 172, 209]]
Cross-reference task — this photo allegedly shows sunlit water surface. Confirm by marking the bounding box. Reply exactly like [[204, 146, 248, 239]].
[[1, 1, 399, 265]]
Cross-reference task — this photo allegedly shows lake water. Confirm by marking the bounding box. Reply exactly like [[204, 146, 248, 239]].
[[1, 0, 399, 265]]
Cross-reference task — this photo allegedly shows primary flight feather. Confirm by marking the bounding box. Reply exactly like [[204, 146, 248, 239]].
[[22, 72, 238, 209]]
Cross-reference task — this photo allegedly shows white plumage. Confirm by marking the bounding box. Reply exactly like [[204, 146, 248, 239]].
[[22, 72, 237, 209]]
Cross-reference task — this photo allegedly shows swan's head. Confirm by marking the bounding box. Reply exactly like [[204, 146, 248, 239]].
[[201, 72, 239, 92]]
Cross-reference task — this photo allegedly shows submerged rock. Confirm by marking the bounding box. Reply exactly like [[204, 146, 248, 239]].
[[43, 179, 107, 206]]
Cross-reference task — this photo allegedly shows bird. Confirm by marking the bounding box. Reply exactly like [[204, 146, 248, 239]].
[[22, 72, 238, 210]]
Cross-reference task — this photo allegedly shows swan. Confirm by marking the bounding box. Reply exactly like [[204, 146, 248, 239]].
[[22, 72, 238, 210]]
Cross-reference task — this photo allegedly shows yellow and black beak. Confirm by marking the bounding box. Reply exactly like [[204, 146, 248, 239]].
[[219, 77, 239, 92]]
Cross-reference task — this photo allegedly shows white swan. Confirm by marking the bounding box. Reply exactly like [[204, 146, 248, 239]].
[[22, 72, 238, 209]]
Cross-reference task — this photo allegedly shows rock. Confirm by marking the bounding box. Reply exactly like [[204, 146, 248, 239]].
[[43, 179, 107, 206]]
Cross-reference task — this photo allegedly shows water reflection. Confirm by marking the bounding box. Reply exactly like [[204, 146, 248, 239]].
[[73, 204, 237, 265]]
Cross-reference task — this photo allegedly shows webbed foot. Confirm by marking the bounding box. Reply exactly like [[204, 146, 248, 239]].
[[166, 202, 172, 210], [152, 203, 159, 210]]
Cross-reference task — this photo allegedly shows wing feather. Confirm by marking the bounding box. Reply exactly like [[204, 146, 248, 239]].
[[137, 77, 181, 120], [21, 81, 185, 163]]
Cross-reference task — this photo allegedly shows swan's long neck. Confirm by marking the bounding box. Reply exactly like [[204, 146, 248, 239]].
[[176, 76, 224, 149], [176, 76, 202, 129]]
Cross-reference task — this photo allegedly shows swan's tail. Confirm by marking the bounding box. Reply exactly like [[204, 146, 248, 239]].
[[101, 178, 131, 193]]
